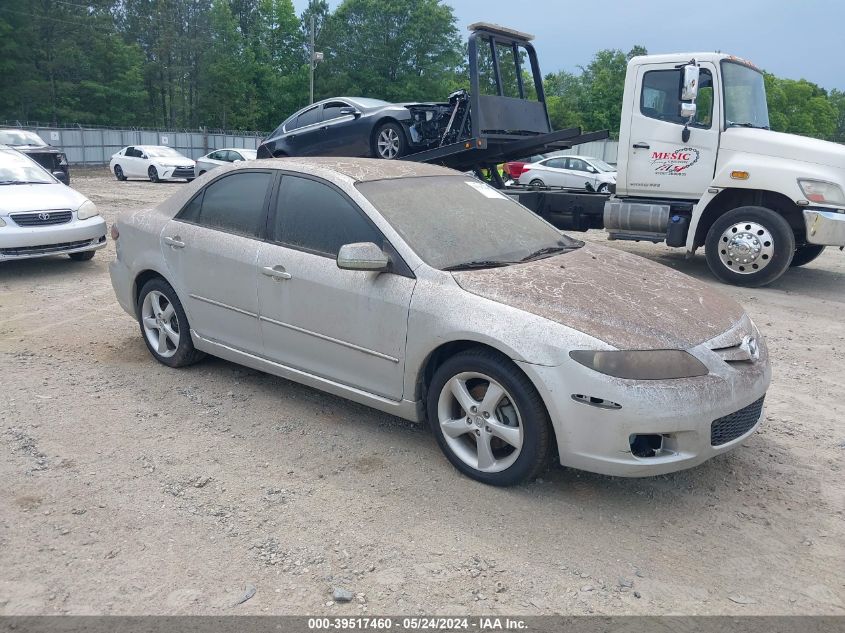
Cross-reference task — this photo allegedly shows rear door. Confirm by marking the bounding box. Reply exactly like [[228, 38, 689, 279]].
[[282, 106, 323, 156], [623, 61, 719, 198], [160, 169, 275, 354], [537, 157, 568, 186], [256, 173, 415, 400], [122, 147, 140, 176]]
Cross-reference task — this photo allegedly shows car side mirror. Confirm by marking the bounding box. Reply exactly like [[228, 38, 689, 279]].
[[337, 242, 389, 272], [51, 170, 67, 183], [681, 64, 699, 101], [587, 166, 597, 174], [339, 107, 361, 117], [680, 102, 697, 119]]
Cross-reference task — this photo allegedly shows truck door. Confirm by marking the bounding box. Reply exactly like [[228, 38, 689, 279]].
[[622, 61, 719, 199]]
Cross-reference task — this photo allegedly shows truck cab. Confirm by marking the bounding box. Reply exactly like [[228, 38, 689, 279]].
[[612, 52, 845, 286]]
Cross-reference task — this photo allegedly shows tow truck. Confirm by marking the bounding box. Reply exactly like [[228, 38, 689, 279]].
[[404, 23, 845, 287]]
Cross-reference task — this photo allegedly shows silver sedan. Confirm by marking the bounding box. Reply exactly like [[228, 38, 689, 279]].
[[0, 146, 106, 261], [194, 148, 258, 177], [109, 158, 770, 485]]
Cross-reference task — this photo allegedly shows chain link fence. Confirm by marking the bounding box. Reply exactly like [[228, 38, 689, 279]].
[[1, 121, 267, 165]]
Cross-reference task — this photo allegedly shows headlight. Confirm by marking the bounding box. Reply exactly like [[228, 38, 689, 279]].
[[77, 200, 99, 220], [798, 179, 845, 206], [569, 349, 708, 380]]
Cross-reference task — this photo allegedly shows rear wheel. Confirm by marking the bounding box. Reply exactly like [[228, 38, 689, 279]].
[[529, 178, 545, 187], [68, 251, 95, 261], [790, 244, 825, 267], [427, 348, 553, 486], [137, 278, 205, 368], [373, 122, 406, 159], [148, 166, 160, 183], [114, 165, 126, 181], [704, 205, 795, 287]]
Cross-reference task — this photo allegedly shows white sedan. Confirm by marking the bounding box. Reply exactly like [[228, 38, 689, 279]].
[[194, 148, 258, 177], [0, 146, 106, 261], [109, 146, 196, 183], [519, 155, 617, 192]]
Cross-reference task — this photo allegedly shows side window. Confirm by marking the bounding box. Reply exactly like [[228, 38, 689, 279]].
[[641, 68, 713, 128], [125, 147, 134, 157], [272, 175, 382, 256], [322, 102, 349, 121], [229, 151, 243, 161], [567, 158, 588, 172], [293, 106, 321, 130], [545, 158, 566, 169], [177, 172, 272, 238]]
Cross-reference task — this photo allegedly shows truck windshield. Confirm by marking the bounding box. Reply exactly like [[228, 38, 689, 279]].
[[356, 176, 582, 270], [722, 61, 770, 130]]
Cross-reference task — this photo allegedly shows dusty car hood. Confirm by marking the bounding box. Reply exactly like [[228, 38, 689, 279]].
[[0, 183, 86, 213], [451, 243, 744, 350]]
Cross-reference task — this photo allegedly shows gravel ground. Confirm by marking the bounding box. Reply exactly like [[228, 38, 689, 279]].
[[1, 167, 843, 615]]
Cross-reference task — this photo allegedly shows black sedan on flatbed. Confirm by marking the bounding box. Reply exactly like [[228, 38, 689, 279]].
[[0, 129, 70, 184]]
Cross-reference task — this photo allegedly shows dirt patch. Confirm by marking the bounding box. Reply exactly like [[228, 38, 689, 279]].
[[0, 172, 843, 616]]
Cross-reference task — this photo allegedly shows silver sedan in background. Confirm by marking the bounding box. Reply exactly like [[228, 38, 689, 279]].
[[194, 148, 258, 177], [109, 158, 770, 486], [0, 146, 106, 261]]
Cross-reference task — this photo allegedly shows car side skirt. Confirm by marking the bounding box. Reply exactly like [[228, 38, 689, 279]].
[[190, 330, 425, 422]]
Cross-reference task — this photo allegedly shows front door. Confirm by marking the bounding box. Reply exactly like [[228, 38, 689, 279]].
[[623, 61, 720, 198], [160, 170, 274, 354], [256, 173, 416, 400]]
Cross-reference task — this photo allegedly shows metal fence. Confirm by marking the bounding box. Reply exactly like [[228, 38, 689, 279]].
[[1, 122, 267, 165]]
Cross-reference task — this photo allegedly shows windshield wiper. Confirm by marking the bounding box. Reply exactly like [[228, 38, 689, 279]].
[[520, 243, 583, 262], [442, 260, 515, 271], [727, 121, 769, 130]]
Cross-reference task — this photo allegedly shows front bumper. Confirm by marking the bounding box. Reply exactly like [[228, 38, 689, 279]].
[[0, 216, 107, 261], [803, 208, 845, 246], [518, 325, 771, 477], [159, 166, 195, 181]]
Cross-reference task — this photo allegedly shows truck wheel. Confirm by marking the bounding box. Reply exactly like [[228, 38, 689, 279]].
[[704, 206, 795, 287], [373, 122, 406, 159], [790, 244, 825, 267]]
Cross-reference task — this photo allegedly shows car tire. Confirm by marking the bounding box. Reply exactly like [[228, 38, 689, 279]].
[[529, 179, 545, 187], [789, 244, 825, 267], [373, 122, 406, 160], [597, 183, 610, 194], [704, 205, 795, 287], [114, 165, 127, 181], [137, 278, 205, 368], [148, 166, 160, 183], [68, 251, 95, 261], [427, 348, 553, 486], [198, 170, 206, 176], [186, 178, 194, 182]]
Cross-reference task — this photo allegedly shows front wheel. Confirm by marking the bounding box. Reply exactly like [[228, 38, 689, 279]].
[[597, 183, 610, 194], [427, 348, 553, 486], [704, 206, 795, 287], [790, 244, 825, 267], [137, 278, 205, 368], [148, 166, 160, 183], [373, 122, 406, 160]]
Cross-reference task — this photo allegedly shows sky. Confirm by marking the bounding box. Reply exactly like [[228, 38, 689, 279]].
[[292, 0, 844, 91]]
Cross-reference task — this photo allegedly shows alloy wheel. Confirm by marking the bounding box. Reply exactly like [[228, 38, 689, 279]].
[[437, 372, 524, 473], [141, 290, 180, 358], [377, 128, 401, 159]]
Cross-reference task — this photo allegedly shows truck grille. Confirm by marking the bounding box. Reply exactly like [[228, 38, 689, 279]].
[[0, 238, 97, 257], [10, 209, 73, 226], [711, 396, 765, 446]]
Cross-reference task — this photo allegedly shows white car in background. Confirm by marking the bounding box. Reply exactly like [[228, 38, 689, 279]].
[[194, 148, 258, 177], [519, 155, 617, 193], [0, 145, 106, 261], [109, 146, 196, 183]]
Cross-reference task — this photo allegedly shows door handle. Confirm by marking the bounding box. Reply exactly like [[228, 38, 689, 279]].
[[163, 235, 185, 248], [632, 142, 650, 149], [262, 265, 292, 281]]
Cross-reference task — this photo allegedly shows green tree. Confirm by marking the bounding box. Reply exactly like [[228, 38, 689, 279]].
[[765, 74, 838, 140]]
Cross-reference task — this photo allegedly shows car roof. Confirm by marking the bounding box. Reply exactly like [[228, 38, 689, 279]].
[[252, 157, 458, 183]]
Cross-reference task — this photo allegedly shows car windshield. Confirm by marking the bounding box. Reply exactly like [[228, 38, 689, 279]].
[[722, 61, 771, 130], [144, 147, 185, 158], [348, 98, 391, 109], [590, 159, 615, 172], [0, 148, 54, 184], [0, 130, 48, 147], [356, 176, 583, 270]]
